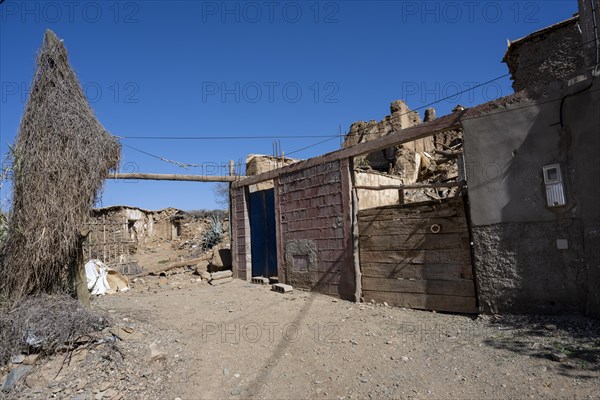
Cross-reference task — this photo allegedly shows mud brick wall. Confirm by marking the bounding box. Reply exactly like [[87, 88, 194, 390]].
[[277, 160, 354, 300], [231, 186, 251, 280], [503, 17, 585, 93]]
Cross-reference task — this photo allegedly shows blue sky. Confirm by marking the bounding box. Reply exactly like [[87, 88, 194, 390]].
[[1, 0, 578, 210]]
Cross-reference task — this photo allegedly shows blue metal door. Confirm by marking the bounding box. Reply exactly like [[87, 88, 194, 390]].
[[248, 188, 277, 277]]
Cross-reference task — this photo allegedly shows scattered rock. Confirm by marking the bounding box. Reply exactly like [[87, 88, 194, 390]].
[[550, 352, 567, 362], [24, 373, 47, 389], [2, 365, 33, 390], [10, 354, 25, 364], [200, 271, 211, 281], [401, 356, 409, 362], [109, 326, 135, 341], [544, 324, 558, 331], [22, 354, 40, 365], [223, 368, 229, 376], [147, 341, 167, 362]]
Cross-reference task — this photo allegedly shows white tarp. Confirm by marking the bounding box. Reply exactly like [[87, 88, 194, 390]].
[[85, 259, 110, 295], [86, 259, 131, 295]]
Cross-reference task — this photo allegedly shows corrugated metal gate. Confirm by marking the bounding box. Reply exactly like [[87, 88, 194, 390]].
[[358, 196, 477, 313]]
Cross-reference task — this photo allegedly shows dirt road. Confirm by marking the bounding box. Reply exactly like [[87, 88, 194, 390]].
[[8, 275, 600, 399]]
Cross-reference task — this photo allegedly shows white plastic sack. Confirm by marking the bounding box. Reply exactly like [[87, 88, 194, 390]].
[[85, 259, 110, 295]]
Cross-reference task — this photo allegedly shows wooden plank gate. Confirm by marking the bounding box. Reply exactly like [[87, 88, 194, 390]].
[[358, 196, 477, 313]]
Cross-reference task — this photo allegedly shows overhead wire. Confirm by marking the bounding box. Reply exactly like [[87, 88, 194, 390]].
[[120, 37, 600, 161]]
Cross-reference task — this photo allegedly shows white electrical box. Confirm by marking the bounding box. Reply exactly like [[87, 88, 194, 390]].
[[543, 164, 566, 207]]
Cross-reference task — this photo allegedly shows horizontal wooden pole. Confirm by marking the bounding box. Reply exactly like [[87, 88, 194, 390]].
[[108, 173, 239, 182], [354, 182, 464, 191]]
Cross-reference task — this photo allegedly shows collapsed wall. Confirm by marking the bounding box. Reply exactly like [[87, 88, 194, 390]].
[[86, 206, 229, 267], [343, 100, 465, 206]]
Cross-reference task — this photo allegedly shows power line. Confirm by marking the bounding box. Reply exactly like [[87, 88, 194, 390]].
[[285, 137, 339, 156], [121, 144, 201, 169], [121, 37, 600, 160], [118, 135, 338, 140]]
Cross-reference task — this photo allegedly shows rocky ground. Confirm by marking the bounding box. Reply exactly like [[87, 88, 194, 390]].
[[2, 272, 599, 399]]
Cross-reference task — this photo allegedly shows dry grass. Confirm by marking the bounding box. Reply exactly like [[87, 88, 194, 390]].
[[0, 30, 120, 300], [0, 294, 110, 366]]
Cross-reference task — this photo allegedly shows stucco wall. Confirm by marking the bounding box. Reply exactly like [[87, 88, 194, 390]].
[[463, 74, 600, 315]]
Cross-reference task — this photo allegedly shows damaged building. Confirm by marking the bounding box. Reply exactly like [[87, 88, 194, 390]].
[[84, 206, 227, 273], [230, 0, 600, 318]]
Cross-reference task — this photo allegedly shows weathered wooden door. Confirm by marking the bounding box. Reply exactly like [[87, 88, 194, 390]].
[[358, 197, 477, 313]]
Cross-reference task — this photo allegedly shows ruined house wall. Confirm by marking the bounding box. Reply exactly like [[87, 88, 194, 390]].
[[463, 75, 600, 316], [276, 160, 354, 300], [344, 100, 431, 172], [503, 16, 585, 93], [354, 171, 404, 210], [89, 207, 189, 258]]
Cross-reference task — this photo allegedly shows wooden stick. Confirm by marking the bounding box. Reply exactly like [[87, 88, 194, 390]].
[[351, 188, 362, 303], [137, 254, 212, 277], [108, 173, 239, 182], [354, 182, 463, 191], [434, 149, 463, 158]]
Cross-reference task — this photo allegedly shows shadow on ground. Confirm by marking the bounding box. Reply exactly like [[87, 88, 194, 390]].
[[482, 315, 600, 379]]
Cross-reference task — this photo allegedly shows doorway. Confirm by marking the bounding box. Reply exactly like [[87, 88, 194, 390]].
[[248, 188, 277, 278]]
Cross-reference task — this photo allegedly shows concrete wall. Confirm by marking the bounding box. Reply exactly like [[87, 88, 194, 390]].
[[463, 74, 600, 315]]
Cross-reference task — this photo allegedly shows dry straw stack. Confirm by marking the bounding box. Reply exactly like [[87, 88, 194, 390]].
[[1, 30, 120, 301]]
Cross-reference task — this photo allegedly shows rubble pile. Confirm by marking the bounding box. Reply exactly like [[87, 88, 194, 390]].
[[344, 101, 466, 203]]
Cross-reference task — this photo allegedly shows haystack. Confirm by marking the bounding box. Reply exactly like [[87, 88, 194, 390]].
[[0, 30, 120, 301]]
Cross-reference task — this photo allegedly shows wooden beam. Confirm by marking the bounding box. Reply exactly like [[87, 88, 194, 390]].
[[354, 182, 464, 191], [232, 111, 464, 189], [109, 173, 239, 182]]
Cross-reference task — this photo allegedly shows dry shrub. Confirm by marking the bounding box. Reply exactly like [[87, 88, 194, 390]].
[[0, 29, 120, 300], [0, 294, 110, 366]]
